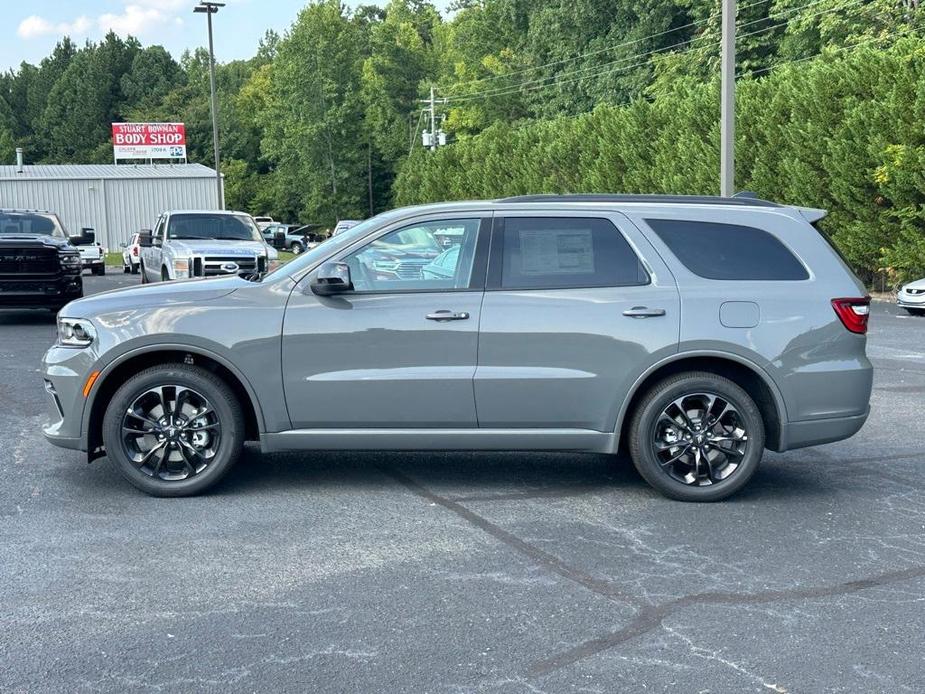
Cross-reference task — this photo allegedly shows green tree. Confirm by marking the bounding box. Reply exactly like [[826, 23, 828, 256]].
[[261, 0, 368, 224]]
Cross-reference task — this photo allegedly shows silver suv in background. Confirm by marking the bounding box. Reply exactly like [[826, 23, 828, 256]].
[[42, 194, 872, 501]]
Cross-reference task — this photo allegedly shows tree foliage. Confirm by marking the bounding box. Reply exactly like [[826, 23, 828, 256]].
[[0, 0, 920, 278]]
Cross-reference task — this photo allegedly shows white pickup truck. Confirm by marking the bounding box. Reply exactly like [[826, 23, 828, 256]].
[[138, 210, 279, 283], [72, 228, 106, 275]]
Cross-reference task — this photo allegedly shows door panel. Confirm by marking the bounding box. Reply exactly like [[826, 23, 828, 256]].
[[282, 290, 483, 428], [281, 215, 489, 429], [474, 212, 680, 432]]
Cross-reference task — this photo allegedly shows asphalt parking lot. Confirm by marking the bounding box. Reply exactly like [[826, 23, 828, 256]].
[[2, 273, 924, 693]]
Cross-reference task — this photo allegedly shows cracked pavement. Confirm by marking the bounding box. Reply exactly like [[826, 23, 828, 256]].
[[1, 274, 924, 693]]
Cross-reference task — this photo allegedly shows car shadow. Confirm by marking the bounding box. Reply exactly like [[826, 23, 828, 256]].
[[209, 447, 831, 503]]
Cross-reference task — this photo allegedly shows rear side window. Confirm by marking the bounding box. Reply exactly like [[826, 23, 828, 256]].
[[500, 217, 648, 289], [646, 219, 809, 281]]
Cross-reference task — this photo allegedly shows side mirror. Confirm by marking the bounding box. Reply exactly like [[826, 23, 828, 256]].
[[311, 262, 353, 296], [138, 230, 153, 248], [69, 230, 95, 246]]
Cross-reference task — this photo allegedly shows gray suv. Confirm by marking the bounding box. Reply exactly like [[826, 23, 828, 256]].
[[42, 195, 872, 501]]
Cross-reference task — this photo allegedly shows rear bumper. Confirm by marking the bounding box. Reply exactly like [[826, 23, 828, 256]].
[[777, 408, 869, 451]]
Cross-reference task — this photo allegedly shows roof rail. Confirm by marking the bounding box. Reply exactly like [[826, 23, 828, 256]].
[[495, 193, 781, 208]]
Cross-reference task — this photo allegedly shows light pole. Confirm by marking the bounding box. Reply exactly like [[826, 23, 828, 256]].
[[720, 0, 736, 197], [194, 1, 225, 209]]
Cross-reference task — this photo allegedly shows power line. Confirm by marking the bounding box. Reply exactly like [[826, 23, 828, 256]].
[[739, 26, 916, 78], [442, 0, 777, 94], [446, 0, 871, 104]]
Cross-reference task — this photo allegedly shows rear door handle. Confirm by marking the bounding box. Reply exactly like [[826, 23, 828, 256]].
[[623, 306, 666, 318], [426, 310, 470, 321]]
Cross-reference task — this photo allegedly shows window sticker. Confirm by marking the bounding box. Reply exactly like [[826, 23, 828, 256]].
[[519, 228, 594, 275]]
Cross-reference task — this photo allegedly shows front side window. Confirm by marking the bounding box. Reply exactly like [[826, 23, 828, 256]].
[[345, 218, 481, 292], [499, 217, 648, 289], [167, 213, 263, 242], [646, 219, 809, 281]]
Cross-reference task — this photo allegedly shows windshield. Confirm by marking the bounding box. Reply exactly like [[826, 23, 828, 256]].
[[168, 213, 263, 242], [0, 212, 65, 238]]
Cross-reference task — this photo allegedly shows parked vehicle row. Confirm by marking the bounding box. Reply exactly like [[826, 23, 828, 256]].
[[43, 194, 873, 502]]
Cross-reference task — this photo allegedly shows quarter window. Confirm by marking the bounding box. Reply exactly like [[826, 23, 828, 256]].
[[344, 218, 481, 292], [499, 217, 648, 289], [647, 219, 809, 281]]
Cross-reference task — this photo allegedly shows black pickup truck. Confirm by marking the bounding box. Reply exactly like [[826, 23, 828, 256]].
[[0, 210, 84, 311]]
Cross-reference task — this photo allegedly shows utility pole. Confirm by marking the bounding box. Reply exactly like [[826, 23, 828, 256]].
[[720, 0, 736, 197], [419, 86, 447, 151], [194, 1, 225, 209]]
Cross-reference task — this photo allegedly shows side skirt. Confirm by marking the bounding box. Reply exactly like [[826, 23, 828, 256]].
[[260, 428, 616, 454]]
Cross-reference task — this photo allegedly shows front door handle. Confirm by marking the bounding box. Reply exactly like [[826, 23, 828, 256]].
[[623, 306, 666, 318], [426, 310, 470, 321]]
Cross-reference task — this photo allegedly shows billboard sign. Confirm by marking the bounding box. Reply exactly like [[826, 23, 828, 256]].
[[112, 123, 187, 160]]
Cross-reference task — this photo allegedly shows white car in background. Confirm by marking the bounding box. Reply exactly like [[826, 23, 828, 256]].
[[121, 232, 141, 274], [897, 277, 925, 316], [254, 216, 275, 231]]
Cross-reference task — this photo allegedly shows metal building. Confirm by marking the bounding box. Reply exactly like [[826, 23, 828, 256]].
[[0, 163, 221, 248]]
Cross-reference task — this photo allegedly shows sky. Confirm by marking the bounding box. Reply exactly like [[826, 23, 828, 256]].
[[3, 0, 453, 71]]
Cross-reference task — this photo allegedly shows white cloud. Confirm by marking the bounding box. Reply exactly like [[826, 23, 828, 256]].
[[17, 15, 92, 39], [98, 5, 174, 36], [18, 1, 188, 41]]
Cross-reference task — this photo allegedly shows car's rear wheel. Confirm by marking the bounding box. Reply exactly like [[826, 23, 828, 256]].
[[131, 261, 139, 275], [161, 267, 169, 282], [102, 364, 245, 497], [628, 372, 764, 502], [140, 261, 148, 283], [123, 262, 130, 274]]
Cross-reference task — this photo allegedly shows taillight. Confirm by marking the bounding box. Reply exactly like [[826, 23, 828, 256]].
[[132, 246, 138, 256], [831, 297, 870, 334]]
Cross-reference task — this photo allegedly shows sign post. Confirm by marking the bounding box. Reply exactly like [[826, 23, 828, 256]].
[[112, 123, 187, 162]]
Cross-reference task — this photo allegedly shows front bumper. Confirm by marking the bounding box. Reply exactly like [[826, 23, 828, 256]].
[[41, 344, 99, 452], [0, 275, 82, 307]]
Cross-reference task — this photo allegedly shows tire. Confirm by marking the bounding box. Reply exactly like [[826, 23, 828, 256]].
[[628, 371, 765, 502], [905, 308, 925, 316], [161, 267, 170, 282], [102, 363, 245, 497], [131, 262, 139, 275], [290, 242, 303, 255], [140, 262, 148, 283], [94, 265, 105, 276], [123, 262, 130, 274]]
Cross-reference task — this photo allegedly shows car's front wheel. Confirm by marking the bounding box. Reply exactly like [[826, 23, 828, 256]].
[[290, 241, 303, 255], [628, 372, 764, 502], [904, 308, 924, 316], [102, 364, 245, 497]]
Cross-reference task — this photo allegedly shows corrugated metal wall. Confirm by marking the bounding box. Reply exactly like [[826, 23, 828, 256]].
[[0, 176, 219, 249]]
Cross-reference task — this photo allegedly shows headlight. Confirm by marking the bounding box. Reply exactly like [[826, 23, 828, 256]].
[[60, 253, 80, 267], [173, 258, 190, 278], [57, 317, 96, 348]]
